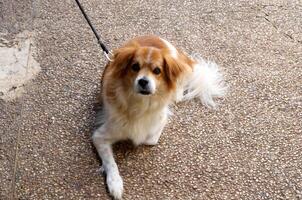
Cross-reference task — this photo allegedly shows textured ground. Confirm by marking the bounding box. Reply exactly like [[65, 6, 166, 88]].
[[0, 0, 301, 199]]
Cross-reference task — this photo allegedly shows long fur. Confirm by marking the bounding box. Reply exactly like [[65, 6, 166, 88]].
[[182, 54, 227, 108], [92, 35, 227, 200]]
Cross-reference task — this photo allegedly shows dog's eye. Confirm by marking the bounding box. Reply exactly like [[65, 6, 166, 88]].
[[153, 67, 161, 75], [131, 63, 140, 72]]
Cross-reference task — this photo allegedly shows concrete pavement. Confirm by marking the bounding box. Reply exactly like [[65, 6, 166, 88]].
[[0, 0, 301, 199]]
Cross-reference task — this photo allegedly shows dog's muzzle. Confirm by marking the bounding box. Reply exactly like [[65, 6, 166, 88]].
[[136, 76, 154, 95]]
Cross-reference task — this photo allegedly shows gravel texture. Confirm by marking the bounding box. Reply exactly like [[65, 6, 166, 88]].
[[0, 0, 301, 199]]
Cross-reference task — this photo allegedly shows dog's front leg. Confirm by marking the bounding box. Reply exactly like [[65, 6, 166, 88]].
[[92, 127, 123, 199]]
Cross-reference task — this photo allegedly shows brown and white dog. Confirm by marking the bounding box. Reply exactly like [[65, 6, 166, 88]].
[[92, 35, 226, 199]]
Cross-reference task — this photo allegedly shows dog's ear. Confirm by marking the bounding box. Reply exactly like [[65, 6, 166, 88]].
[[111, 46, 137, 77], [164, 54, 185, 89]]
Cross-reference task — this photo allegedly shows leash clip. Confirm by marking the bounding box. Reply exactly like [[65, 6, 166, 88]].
[[104, 51, 114, 62], [75, 0, 113, 62]]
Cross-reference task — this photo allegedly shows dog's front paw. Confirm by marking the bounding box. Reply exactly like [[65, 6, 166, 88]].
[[144, 136, 159, 146], [107, 172, 123, 199], [144, 132, 162, 146]]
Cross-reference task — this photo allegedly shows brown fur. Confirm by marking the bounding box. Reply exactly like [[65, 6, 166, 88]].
[[92, 35, 227, 199], [99, 36, 194, 109]]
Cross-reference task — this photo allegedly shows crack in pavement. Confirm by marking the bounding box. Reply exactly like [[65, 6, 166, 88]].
[[254, 5, 302, 45]]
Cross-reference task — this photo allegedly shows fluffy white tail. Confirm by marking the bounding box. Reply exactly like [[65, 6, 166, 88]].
[[182, 54, 227, 108]]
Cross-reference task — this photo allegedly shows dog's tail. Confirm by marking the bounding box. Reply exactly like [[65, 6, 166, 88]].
[[182, 54, 227, 108]]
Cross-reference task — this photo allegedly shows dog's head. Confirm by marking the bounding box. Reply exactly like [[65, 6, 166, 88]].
[[109, 42, 187, 97]]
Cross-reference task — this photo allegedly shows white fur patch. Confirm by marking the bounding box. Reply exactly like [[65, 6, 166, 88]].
[[182, 54, 227, 108], [160, 38, 178, 58]]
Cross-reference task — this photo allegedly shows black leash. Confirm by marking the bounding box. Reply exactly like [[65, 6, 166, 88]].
[[74, 0, 112, 61]]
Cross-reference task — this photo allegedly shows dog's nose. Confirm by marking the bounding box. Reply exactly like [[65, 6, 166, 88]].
[[138, 79, 149, 88]]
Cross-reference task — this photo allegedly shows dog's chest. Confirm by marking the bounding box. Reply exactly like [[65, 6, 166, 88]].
[[126, 111, 163, 144], [111, 106, 167, 145]]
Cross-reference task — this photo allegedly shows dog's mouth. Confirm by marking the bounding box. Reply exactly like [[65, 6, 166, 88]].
[[139, 90, 151, 95]]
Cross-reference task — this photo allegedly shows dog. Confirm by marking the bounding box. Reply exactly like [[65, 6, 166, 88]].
[[92, 35, 226, 199]]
